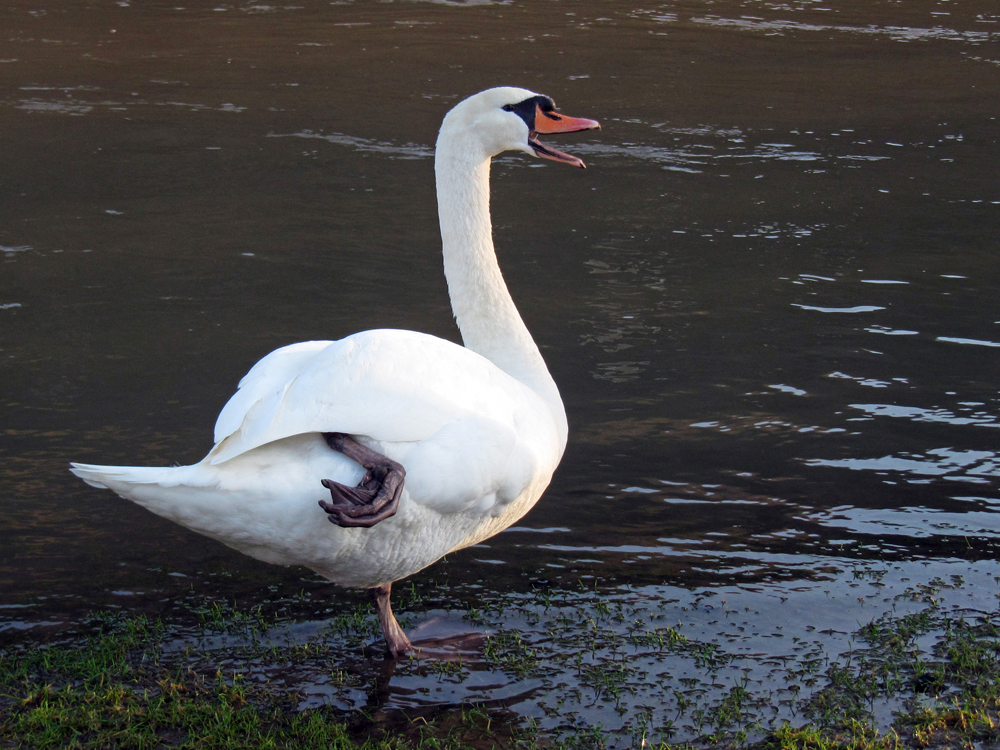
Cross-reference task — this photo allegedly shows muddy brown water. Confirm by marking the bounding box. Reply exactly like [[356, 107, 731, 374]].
[[2, 0, 999, 743]]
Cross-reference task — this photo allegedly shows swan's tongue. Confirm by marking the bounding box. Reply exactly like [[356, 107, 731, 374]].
[[529, 135, 589, 168], [530, 105, 600, 169]]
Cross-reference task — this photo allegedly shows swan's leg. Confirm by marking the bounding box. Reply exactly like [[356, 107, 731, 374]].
[[319, 433, 406, 528], [369, 583, 412, 658]]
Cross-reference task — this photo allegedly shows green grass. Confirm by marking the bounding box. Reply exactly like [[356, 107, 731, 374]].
[[4, 569, 1000, 750], [9, 678, 366, 750], [0, 613, 507, 750]]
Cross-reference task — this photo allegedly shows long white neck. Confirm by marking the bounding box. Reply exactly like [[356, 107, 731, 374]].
[[434, 131, 566, 437]]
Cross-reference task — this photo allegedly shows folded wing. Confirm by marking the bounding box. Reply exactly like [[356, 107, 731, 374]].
[[209, 328, 536, 469]]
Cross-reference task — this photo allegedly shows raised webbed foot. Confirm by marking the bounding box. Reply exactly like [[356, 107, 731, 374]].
[[319, 433, 405, 528]]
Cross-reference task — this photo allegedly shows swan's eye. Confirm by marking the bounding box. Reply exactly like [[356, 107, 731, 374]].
[[502, 104, 514, 112]]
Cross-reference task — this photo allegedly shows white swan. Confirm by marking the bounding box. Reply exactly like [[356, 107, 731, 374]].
[[70, 87, 600, 657]]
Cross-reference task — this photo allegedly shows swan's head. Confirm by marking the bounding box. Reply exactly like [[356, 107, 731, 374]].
[[439, 86, 600, 168]]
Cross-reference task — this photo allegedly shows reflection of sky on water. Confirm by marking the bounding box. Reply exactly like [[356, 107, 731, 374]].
[[793, 304, 885, 313], [574, 130, 898, 173], [274, 131, 434, 160], [849, 403, 999, 428], [937, 335, 1000, 348], [803, 503, 1000, 539], [806, 449, 999, 485], [688, 16, 1000, 45], [866, 325, 919, 336]]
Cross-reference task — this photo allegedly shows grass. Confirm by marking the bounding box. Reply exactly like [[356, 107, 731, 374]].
[[482, 629, 539, 679], [0, 612, 510, 750], [3, 567, 1000, 749], [1, 614, 333, 749]]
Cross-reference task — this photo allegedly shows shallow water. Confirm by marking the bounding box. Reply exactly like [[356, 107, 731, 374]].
[[2, 0, 999, 742]]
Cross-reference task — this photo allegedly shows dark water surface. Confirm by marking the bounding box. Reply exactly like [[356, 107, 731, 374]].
[[2, 0, 999, 742]]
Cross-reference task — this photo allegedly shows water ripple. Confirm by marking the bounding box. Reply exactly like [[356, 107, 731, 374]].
[[937, 336, 1000, 348], [793, 304, 886, 313], [806, 448, 999, 483], [849, 403, 1000, 428], [689, 16, 998, 44], [805, 503, 1000, 538], [271, 130, 433, 159]]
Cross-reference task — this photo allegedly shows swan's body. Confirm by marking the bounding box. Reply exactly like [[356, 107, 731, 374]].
[[74, 331, 562, 588], [71, 87, 599, 655]]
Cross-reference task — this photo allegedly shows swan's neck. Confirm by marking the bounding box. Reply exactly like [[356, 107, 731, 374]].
[[435, 141, 565, 429]]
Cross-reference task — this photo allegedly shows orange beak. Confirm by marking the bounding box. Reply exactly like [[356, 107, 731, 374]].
[[530, 104, 601, 169]]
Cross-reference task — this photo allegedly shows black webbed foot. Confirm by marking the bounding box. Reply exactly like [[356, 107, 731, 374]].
[[319, 433, 406, 528]]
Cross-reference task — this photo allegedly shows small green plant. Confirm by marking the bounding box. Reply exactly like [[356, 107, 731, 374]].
[[465, 604, 485, 625], [483, 629, 539, 678], [194, 599, 272, 638]]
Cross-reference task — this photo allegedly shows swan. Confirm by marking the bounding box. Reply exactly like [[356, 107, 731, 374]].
[[70, 87, 600, 657]]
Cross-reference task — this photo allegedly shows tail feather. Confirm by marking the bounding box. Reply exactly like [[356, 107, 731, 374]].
[[69, 462, 181, 489]]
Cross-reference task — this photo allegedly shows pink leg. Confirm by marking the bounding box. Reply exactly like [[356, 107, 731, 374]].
[[369, 583, 412, 658]]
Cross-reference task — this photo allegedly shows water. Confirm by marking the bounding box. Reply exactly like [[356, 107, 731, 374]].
[[2, 0, 999, 743]]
